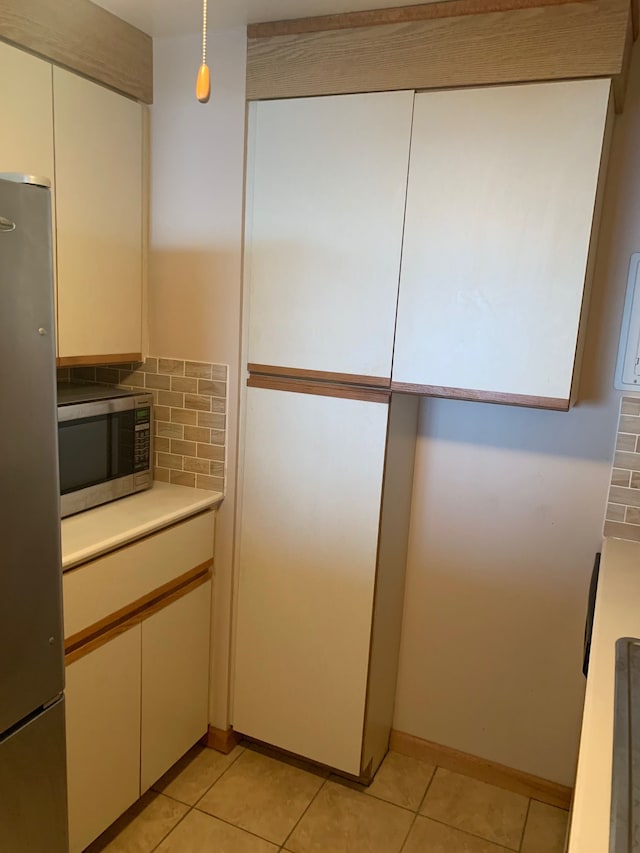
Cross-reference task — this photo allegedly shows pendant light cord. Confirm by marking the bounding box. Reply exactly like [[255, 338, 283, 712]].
[[196, 0, 210, 103], [202, 0, 208, 66]]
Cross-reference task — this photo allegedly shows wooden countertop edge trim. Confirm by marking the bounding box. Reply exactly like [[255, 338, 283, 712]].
[[390, 730, 573, 809], [247, 0, 588, 38], [390, 381, 570, 411], [248, 373, 391, 403], [64, 561, 213, 664], [56, 353, 142, 368], [248, 363, 391, 389]]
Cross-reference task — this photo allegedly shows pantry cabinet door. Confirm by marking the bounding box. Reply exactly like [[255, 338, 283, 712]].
[[233, 386, 389, 775], [54, 67, 143, 361], [66, 625, 141, 853], [246, 91, 414, 380], [393, 79, 611, 406], [140, 581, 211, 792]]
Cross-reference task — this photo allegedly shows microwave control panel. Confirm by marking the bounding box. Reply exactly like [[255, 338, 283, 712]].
[[134, 406, 151, 471]]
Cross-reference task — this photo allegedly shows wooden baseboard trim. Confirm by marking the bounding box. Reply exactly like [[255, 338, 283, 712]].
[[56, 352, 142, 368], [202, 726, 242, 754], [390, 730, 572, 809]]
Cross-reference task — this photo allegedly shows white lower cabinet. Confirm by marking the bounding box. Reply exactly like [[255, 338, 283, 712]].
[[66, 582, 211, 852], [66, 626, 141, 853], [233, 386, 417, 777], [141, 580, 212, 792], [63, 513, 215, 852]]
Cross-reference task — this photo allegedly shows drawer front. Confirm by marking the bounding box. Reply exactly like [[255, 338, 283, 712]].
[[63, 511, 214, 639]]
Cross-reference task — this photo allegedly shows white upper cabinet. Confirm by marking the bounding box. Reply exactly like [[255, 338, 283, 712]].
[[0, 42, 54, 182], [392, 79, 611, 407], [246, 91, 414, 380], [54, 67, 143, 360]]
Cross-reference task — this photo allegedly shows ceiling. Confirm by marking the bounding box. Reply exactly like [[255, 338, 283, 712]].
[[92, 0, 435, 37]]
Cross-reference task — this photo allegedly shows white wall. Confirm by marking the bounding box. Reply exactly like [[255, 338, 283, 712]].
[[393, 52, 640, 786], [150, 30, 247, 727]]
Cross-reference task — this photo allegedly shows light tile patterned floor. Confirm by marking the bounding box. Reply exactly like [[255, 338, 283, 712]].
[[86, 745, 569, 852]]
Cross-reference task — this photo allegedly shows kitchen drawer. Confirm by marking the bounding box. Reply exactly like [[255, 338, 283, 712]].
[[63, 510, 214, 640]]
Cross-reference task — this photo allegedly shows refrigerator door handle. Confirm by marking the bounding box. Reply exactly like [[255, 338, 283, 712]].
[[0, 216, 15, 231]]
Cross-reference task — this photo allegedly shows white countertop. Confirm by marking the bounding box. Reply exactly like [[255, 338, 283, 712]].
[[61, 482, 223, 570], [568, 536, 640, 851]]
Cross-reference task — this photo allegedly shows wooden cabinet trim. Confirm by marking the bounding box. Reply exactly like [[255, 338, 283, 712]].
[[56, 352, 142, 368], [248, 373, 391, 403], [248, 363, 391, 389], [390, 381, 570, 411], [247, 0, 632, 105], [201, 726, 242, 754], [248, 0, 590, 38], [64, 562, 213, 664], [0, 1, 152, 103]]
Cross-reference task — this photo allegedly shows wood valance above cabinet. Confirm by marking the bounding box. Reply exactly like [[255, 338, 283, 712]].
[[247, 0, 635, 111], [0, 0, 152, 103]]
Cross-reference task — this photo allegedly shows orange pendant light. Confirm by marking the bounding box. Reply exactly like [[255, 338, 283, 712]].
[[196, 0, 210, 103]]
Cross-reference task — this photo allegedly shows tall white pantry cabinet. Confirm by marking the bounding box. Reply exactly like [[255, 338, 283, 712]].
[[233, 80, 612, 777]]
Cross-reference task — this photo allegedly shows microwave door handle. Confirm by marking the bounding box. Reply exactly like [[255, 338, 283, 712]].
[[110, 414, 119, 476]]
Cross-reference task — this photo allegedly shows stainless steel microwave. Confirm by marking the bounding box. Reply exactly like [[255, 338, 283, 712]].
[[57, 383, 153, 518]]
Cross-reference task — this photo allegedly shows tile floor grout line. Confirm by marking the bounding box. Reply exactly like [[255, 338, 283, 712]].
[[149, 789, 195, 808], [414, 762, 439, 815], [148, 798, 194, 853], [280, 776, 329, 850], [528, 795, 569, 813], [189, 744, 247, 810], [331, 775, 423, 816], [420, 812, 522, 851], [361, 789, 425, 814], [151, 742, 245, 808], [398, 812, 420, 853], [517, 798, 533, 852], [192, 804, 298, 847], [147, 745, 247, 852]]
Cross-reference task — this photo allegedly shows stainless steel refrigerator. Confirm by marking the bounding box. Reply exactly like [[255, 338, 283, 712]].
[[0, 174, 69, 851]]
